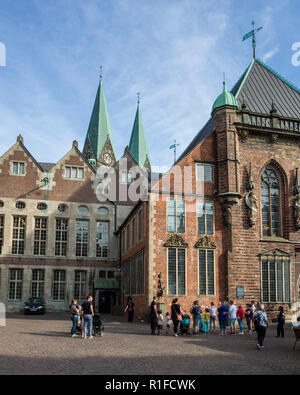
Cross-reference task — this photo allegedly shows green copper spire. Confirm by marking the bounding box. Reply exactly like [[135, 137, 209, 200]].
[[83, 75, 116, 164], [212, 75, 239, 114], [129, 99, 151, 171]]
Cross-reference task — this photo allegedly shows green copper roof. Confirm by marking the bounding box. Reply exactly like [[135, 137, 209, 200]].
[[83, 79, 116, 160], [212, 81, 239, 113], [129, 104, 151, 169]]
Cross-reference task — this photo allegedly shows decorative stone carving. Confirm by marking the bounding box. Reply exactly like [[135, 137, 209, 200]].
[[194, 236, 216, 249], [222, 204, 232, 228], [238, 129, 249, 143], [245, 162, 257, 227], [164, 234, 188, 248], [294, 168, 300, 230], [271, 133, 278, 145], [157, 273, 165, 298], [259, 248, 290, 257]]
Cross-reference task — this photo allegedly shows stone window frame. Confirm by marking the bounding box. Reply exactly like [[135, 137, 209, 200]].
[[75, 219, 89, 258], [167, 198, 186, 234], [137, 208, 143, 242], [31, 269, 45, 298], [260, 166, 283, 239], [37, 202, 47, 211], [8, 268, 23, 301], [52, 270, 66, 302], [196, 200, 215, 236], [10, 161, 26, 176], [64, 166, 85, 181], [12, 216, 26, 255], [55, 218, 68, 257], [259, 250, 291, 304], [131, 217, 136, 248], [98, 206, 109, 215], [166, 247, 187, 296], [0, 215, 4, 255], [78, 205, 89, 215], [33, 217, 47, 256], [74, 270, 87, 301], [196, 162, 214, 183], [198, 249, 216, 296], [123, 250, 145, 296], [96, 220, 109, 258], [15, 201, 26, 210]]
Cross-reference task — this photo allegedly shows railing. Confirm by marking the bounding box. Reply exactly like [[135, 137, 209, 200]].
[[237, 112, 300, 133]]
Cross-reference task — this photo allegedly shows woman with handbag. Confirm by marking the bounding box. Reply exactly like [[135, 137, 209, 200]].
[[171, 298, 184, 337]]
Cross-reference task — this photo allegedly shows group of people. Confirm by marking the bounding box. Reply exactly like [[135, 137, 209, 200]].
[[149, 296, 300, 351], [70, 295, 95, 339]]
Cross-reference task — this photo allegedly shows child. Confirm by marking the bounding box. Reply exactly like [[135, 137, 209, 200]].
[[165, 312, 171, 335], [276, 306, 285, 338], [157, 310, 164, 336], [203, 308, 210, 334]]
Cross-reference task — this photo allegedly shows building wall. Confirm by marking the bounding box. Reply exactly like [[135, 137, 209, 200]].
[[0, 139, 134, 312]]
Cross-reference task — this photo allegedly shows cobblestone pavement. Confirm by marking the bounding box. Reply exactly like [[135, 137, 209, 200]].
[[0, 313, 299, 375]]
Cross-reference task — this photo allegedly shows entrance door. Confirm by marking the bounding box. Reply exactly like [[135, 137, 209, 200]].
[[98, 291, 115, 314]]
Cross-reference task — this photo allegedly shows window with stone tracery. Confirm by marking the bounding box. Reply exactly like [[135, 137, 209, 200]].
[[261, 167, 281, 237]]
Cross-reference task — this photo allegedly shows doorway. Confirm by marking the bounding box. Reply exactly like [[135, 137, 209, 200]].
[[98, 291, 116, 314]]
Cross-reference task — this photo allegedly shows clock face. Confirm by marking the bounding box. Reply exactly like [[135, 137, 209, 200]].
[[103, 153, 112, 165]]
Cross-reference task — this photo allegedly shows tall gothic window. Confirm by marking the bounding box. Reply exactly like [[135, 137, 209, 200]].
[[261, 168, 281, 237]]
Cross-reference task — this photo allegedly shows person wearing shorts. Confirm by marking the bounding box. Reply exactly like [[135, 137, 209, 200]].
[[229, 300, 237, 335]]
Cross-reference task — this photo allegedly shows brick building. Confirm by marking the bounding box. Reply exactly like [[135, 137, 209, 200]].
[[119, 58, 300, 321], [0, 76, 151, 313]]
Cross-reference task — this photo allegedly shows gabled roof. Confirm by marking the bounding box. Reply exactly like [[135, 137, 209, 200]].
[[83, 79, 116, 160], [129, 104, 151, 169], [176, 58, 300, 164]]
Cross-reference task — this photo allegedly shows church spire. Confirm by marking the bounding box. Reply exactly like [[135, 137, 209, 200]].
[[83, 71, 116, 166], [129, 95, 151, 171]]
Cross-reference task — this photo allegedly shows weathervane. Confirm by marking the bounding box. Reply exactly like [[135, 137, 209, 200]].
[[242, 21, 263, 59], [169, 139, 180, 164]]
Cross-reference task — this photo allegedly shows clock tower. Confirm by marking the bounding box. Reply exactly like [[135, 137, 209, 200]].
[[83, 74, 116, 167]]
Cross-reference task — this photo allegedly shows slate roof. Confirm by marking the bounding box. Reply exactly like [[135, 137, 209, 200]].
[[176, 58, 300, 163], [38, 162, 55, 171]]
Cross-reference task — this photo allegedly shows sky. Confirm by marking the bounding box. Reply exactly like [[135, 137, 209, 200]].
[[0, 0, 299, 172]]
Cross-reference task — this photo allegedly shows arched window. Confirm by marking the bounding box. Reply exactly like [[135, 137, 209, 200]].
[[261, 167, 281, 237]]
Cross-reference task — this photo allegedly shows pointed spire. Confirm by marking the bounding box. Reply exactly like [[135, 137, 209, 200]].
[[83, 70, 116, 164], [129, 96, 151, 171]]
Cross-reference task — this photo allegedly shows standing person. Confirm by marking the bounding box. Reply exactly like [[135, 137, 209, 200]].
[[203, 308, 210, 334], [217, 301, 222, 331], [81, 295, 94, 340], [171, 298, 184, 337], [253, 303, 268, 350], [276, 306, 286, 338], [191, 300, 201, 335], [209, 302, 217, 332], [218, 301, 229, 335], [157, 310, 164, 336], [150, 296, 158, 335], [229, 300, 237, 335], [69, 299, 80, 338], [125, 297, 135, 323], [245, 304, 253, 334], [251, 301, 256, 331], [236, 304, 245, 335], [165, 312, 171, 335], [198, 306, 204, 333]]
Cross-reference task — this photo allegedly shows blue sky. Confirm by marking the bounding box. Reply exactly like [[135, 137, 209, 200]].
[[0, 0, 299, 171]]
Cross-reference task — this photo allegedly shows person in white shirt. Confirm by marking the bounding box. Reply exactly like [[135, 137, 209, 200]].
[[229, 300, 237, 335], [251, 301, 256, 331], [157, 310, 164, 336], [209, 302, 217, 332]]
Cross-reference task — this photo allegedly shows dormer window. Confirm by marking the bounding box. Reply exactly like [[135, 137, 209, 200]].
[[65, 166, 84, 180], [12, 162, 25, 175]]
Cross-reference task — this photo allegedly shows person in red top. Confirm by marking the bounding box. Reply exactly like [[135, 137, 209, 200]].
[[236, 305, 245, 335]]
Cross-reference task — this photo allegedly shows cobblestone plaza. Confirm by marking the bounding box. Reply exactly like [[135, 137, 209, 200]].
[[0, 313, 299, 375]]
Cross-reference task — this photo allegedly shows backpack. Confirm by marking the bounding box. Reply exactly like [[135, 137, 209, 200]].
[[254, 311, 265, 327]]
